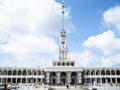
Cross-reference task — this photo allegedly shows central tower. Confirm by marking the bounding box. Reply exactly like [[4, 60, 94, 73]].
[[52, 0, 75, 66]]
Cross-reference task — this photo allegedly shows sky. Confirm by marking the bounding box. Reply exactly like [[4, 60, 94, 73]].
[[0, 0, 120, 67]]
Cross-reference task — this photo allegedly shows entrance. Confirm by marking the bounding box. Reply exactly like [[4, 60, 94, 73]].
[[50, 72, 56, 85], [71, 72, 77, 85], [71, 78, 75, 85], [62, 78, 65, 85], [53, 79, 56, 85], [61, 72, 66, 85]]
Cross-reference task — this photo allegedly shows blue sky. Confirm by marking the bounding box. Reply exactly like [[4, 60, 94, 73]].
[[0, 0, 120, 67]]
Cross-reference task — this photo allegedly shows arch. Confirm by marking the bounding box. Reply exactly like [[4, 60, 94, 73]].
[[71, 62, 74, 66], [0, 70, 2, 75], [71, 72, 77, 85], [116, 70, 120, 75], [58, 62, 61, 66], [28, 70, 31, 75], [17, 78, 21, 83], [41, 70, 44, 75], [8, 70, 12, 75], [37, 70, 41, 75], [86, 70, 90, 75], [13, 70, 17, 75], [91, 70, 95, 75], [111, 70, 115, 75], [96, 70, 100, 75], [106, 70, 110, 75], [101, 70, 105, 75], [12, 78, 16, 83], [23, 70, 27, 75], [32, 70, 36, 75], [18, 70, 22, 75], [66, 62, 69, 66], [62, 62, 65, 66], [50, 72, 56, 85], [22, 78, 26, 83], [61, 72, 66, 85], [3, 70, 7, 75]]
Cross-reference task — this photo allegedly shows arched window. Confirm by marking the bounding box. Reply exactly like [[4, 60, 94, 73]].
[[106, 70, 110, 75]]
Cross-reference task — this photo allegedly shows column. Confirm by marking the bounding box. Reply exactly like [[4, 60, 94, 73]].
[[15, 78, 17, 83], [100, 78, 102, 85], [11, 78, 13, 83], [85, 78, 87, 85], [41, 78, 43, 82], [77, 72, 82, 85], [56, 72, 60, 85], [115, 78, 117, 83], [90, 78, 92, 86], [21, 78, 22, 83], [36, 78, 37, 83], [110, 78, 112, 83], [1, 78, 3, 83], [66, 72, 71, 84], [45, 72, 50, 84]]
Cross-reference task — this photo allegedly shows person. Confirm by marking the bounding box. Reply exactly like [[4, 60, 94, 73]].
[[4, 84, 10, 90], [66, 84, 69, 89]]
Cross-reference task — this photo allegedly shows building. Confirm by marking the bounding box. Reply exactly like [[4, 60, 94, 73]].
[[0, 0, 120, 85]]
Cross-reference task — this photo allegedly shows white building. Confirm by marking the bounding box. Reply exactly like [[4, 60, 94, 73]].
[[0, 0, 120, 86]]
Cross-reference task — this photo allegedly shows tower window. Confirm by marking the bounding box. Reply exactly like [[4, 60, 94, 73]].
[[62, 41, 65, 44], [71, 63, 74, 66], [67, 63, 69, 66], [61, 35, 65, 37], [62, 62, 65, 66], [58, 62, 60, 66]]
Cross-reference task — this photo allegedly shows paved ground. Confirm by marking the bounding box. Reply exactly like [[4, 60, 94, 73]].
[[49, 86, 89, 90]]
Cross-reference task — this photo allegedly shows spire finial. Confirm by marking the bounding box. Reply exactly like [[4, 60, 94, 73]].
[[62, 0, 65, 30]]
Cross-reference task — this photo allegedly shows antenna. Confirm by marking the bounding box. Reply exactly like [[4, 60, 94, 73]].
[[62, 0, 65, 30]]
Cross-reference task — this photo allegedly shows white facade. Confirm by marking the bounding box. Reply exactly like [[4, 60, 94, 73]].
[[0, 67, 44, 84], [0, 66, 120, 85]]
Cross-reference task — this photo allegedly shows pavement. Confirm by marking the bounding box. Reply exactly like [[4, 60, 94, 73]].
[[49, 86, 89, 90]]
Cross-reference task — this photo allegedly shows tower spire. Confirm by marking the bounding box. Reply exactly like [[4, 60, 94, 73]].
[[59, 0, 67, 61], [52, 0, 75, 66], [62, 0, 65, 30]]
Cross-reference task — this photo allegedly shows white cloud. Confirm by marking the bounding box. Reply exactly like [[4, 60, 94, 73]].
[[0, 0, 74, 66], [69, 5, 120, 67], [70, 51, 99, 67], [84, 30, 120, 56], [103, 6, 120, 31], [82, 30, 120, 67]]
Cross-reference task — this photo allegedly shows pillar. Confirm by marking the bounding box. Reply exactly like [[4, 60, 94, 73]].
[[21, 78, 22, 83], [56, 72, 60, 85], [85, 78, 87, 85], [110, 78, 112, 83], [77, 72, 82, 85], [45, 72, 50, 84], [116, 78, 117, 83], [66, 72, 71, 84]]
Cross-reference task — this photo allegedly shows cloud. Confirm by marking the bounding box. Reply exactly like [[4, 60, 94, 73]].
[[84, 30, 120, 56], [0, 0, 74, 66], [103, 6, 120, 31], [82, 30, 120, 67], [70, 51, 99, 67], [74, 6, 120, 67]]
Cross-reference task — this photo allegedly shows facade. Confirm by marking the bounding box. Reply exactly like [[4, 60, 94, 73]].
[[0, 67, 120, 85], [0, 0, 120, 86]]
